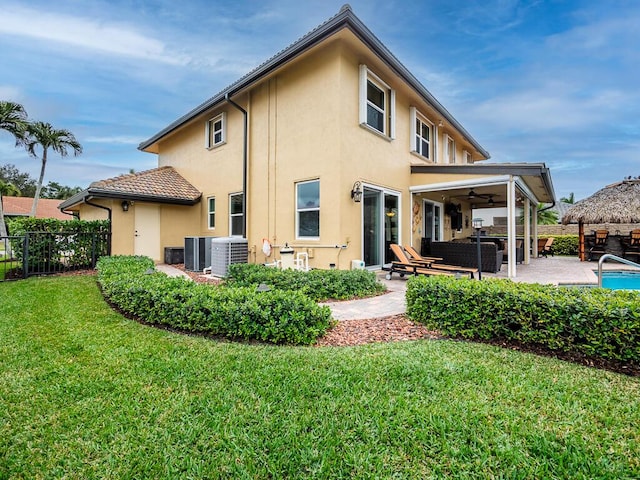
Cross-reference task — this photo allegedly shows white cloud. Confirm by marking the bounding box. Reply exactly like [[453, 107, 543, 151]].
[[0, 5, 189, 65]]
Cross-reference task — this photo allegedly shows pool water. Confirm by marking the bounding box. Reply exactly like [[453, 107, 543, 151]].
[[597, 271, 640, 290]]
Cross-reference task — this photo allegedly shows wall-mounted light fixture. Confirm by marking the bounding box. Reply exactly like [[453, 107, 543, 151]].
[[121, 200, 130, 212], [350, 181, 363, 203]]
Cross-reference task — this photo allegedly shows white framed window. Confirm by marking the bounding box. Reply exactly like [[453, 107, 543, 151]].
[[205, 112, 226, 149], [229, 192, 243, 236], [207, 197, 216, 229], [444, 134, 455, 164], [296, 179, 320, 239], [410, 107, 433, 160], [463, 150, 472, 164], [359, 65, 395, 138]]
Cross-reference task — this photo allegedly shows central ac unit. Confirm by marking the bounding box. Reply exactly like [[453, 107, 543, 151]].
[[210, 237, 248, 277], [184, 236, 216, 271]]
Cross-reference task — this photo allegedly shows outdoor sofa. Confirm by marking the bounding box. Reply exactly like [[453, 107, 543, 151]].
[[430, 241, 503, 273]]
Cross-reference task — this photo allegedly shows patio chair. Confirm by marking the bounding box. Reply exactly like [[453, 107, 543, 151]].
[[537, 237, 553, 257], [588, 230, 608, 261], [622, 229, 640, 261], [404, 245, 477, 278], [384, 244, 454, 280]]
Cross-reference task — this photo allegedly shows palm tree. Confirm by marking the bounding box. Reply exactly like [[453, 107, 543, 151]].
[[560, 192, 575, 204], [25, 121, 82, 217], [0, 101, 28, 146]]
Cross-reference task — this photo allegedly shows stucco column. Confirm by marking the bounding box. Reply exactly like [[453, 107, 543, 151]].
[[506, 176, 517, 278], [523, 197, 531, 264]]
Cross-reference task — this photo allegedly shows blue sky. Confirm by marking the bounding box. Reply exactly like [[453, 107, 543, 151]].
[[1, 0, 639, 201]]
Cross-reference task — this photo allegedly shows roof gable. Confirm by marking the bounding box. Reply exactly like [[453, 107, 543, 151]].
[[138, 5, 489, 159]]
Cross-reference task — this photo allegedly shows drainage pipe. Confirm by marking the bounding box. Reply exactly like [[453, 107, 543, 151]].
[[225, 93, 248, 239]]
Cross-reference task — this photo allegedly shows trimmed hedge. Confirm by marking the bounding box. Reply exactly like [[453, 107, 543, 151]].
[[406, 275, 640, 364], [540, 234, 578, 256], [97, 256, 333, 345], [225, 263, 386, 301]]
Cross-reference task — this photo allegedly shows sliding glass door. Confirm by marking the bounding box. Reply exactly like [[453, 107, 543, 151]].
[[363, 186, 400, 268]]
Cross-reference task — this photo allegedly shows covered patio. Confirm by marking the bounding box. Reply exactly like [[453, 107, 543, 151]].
[[409, 163, 556, 278]]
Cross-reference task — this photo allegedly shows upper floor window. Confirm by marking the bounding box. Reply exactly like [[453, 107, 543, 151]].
[[463, 150, 472, 164], [359, 65, 395, 138], [296, 180, 320, 239], [205, 112, 226, 149], [207, 197, 215, 229], [229, 192, 243, 236], [410, 107, 433, 160], [444, 134, 455, 164]]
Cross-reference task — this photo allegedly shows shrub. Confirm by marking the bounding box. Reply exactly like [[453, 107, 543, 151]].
[[540, 235, 578, 256], [8, 218, 110, 270], [97, 256, 333, 345], [406, 275, 640, 364], [225, 263, 385, 301]]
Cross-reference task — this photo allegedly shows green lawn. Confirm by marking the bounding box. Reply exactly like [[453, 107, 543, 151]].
[[1, 275, 639, 478]]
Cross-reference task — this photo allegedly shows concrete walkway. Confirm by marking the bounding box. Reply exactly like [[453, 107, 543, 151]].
[[155, 256, 639, 321]]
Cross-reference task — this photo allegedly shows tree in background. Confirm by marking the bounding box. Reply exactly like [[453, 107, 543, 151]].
[[0, 164, 37, 197], [42, 181, 82, 200], [560, 192, 576, 204], [25, 122, 82, 217], [0, 180, 21, 252]]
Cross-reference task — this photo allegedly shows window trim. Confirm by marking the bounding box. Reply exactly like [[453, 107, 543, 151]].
[[205, 112, 226, 149], [359, 65, 395, 139], [229, 192, 244, 237], [207, 196, 216, 230], [444, 133, 455, 164], [295, 179, 320, 240], [410, 107, 433, 161]]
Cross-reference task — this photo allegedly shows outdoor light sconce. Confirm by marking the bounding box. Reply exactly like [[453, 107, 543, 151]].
[[121, 200, 130, 212], [350, 181, 363, 203]]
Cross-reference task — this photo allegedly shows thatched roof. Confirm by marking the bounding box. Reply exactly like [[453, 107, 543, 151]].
[[562, 179, 640, 224]]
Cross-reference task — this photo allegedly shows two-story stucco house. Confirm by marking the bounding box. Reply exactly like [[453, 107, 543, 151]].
[[61, 5, 555, 278]]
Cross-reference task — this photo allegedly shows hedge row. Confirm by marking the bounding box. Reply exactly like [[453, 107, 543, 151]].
[[541, 235, 578, 256], [406, 275, 640, 364], [97, 256, 333, 345], [226, 263, 386, 301]]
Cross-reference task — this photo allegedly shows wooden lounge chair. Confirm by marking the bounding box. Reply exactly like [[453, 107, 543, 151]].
[[384, 244, 454, 280], [403, 245, 477, 278], [540, 237, 554, 257]]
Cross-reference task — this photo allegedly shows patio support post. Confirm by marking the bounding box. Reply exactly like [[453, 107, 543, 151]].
[[532, 203, 539, 257], [506, 176, 517, 278], [579, 221, 585, 261], [523, 197, 531, 264]]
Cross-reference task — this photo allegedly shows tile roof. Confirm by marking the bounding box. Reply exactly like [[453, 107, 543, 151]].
[[89, 166, 201, 201], [59, 166, 201, 210], [1, 196, 71, 220]]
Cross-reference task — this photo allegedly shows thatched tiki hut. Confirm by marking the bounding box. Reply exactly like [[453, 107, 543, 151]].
[[562, 179, 640, 260]]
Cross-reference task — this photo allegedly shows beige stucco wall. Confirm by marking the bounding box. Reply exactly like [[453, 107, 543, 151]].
[[128, 30, 489, 269]]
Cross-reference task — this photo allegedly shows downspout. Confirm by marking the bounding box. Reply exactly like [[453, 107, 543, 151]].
[[225, 93, 248, 239], [85, 198, 113, 255]]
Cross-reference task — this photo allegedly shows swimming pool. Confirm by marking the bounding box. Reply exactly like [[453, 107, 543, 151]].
[[597, 271, 640, 290]]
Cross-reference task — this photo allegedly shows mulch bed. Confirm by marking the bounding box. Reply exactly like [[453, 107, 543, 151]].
[[52, 268, 637, 376]]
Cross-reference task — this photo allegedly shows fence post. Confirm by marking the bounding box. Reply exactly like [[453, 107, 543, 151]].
[[23, 234, 29, 278], [91, 233, 97, 267]]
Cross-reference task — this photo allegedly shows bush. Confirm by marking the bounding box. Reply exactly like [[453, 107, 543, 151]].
[[8, 218, 110, 270], [540, 235, 578, 256], [225, 263, 386, 301], [406, 275, 640, 364], [97, 256, 333, 345]]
